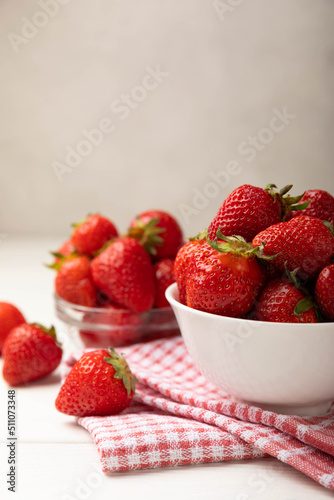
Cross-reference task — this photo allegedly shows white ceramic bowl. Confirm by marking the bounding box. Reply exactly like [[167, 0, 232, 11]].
[[166, 283, 334, 416]]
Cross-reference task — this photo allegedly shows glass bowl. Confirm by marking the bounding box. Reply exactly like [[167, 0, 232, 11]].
[[55, 294, 180, 349]]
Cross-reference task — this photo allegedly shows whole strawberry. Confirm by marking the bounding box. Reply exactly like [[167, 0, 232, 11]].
[[208, 184, 305, 242], [3, 323, 62, 386], [251, 278, 317, 323], [91, 237, 155, 313], [287, 189, 334, 224], [51, 239, 76, 264], [128, 209, 183, 258], [55, 348, 137, 416], [185, 235, 266, 317], [253, 215, 334, 280], [154, 258, 175, 308], [72, 214, 118, 256], [315, 263, 334, 321], [55, 256, 97, 307], [0, 302, 25, 354]]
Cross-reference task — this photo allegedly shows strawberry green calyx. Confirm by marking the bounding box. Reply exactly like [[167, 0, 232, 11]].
[[189, 229, 208, 241], [46, 252, 79, 270], [71, 213, 97, 230], [207, 230, 278, 260], [293, 298, 315, 321], [126, 217, 165, 256], [264, 183, 309, 219], [104, 348, 138, 396], [284, 264, 318, 321]]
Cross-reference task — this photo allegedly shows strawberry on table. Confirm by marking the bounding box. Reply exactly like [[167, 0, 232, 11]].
[[2, 323, 62, 386], [55, 348, 137, 417], [154, 258, 175, 308], [250, 278, 317, 323], [287, 189, 334, 224], [127, 209, 183, 258], [71, 214, 118, 256], [315, 263, 334, 321], [208, 184, 306, 242], [252, 215, 334, 280], [91, 237, 156, 313], [184, 234, 266, 318], [55, 256, 97, 307], [0, 302, 25, 354]]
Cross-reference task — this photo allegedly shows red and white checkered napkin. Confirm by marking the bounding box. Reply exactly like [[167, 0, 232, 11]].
[[62, 338, 334, 488]]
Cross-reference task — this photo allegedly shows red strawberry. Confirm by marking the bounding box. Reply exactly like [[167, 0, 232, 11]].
[[185, 236, 266, 317], [208, 184, 305, 242], [128, 209, 183, 258], [72, 214, 118, 256], [55, 348, 137, 417], [91, 237, 155, 313], [2, 323, 62, 386], [174, 236, 207, 305], [315, 263, 334, 320], [154, 258, 175, 308], [251, 278, 317, 323], [0, 302, 25, 354], [287, 189, 334, 224], [79, 303, 143, 348], [55, 256, 97, 307], [52, 239, 76, 263], [252, 215, 334, 280]]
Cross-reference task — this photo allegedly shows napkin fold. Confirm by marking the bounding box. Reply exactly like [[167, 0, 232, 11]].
[[61, 338, 334, 489]]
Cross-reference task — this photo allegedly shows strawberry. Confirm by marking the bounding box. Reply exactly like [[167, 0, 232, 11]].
[[286, 189, 334, 224], [51, 239, 76, 263], [154, 258, 175, 308], [2, 323, 62, 386], [91, 237, 155, 313], [250, 278, 317, 323], [0, 302, 25, 354], [252, 215, 334, 280], [71, 214, 118, 256], [55, 348, 137, 417], [315, 263, 334, 321], [127, 209, 183, 258], [55, 256, 97, 307], [208, 184, 306, 242], [185, 235, 266, 317], [79, 303, 143, 348]]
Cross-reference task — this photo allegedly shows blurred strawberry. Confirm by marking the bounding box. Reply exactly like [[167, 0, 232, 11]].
[[71, 214, 118, 256], [3, 323, 62, 386], [251, 278, 317, 323], [91, 237, 155, 313], [0, 303, 25, 354], [51, 239, 76, 263], [315, 263, 334, 321], [127, 209, 183, 258], [55, 256, 97, 307], [286, 189, 334, 224], [154, 258, 175, 308]]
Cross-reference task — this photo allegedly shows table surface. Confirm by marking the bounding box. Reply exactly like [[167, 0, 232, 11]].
[[0, 236, 333, 500]]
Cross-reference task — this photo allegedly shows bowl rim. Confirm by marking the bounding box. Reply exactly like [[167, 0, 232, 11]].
[[165, 282, 334, 329]]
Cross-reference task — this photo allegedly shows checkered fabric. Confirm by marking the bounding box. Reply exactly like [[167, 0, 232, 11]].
[[61, 338, 334, 489]]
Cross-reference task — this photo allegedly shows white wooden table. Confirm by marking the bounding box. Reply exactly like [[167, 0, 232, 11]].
[[0, 237, 333, 500]]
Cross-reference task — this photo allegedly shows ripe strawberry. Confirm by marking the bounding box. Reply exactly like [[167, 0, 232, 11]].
[[174, 235, 207, 305], [128, 209, 183, 258], [315, 263, 334, 320], [55, 256, 97, 307], [185, 235, 266, 317], [154, 258, 175, 308], [252, 215, 334, 280], [91, 237, 155, 313], [0, 303, 25, 354], [208, 184, 306, 242], [2, 323, 62, 386], [79, 303, 143, 348], [287, 189, 334, 224], [51, 239, 76, 263], [251, 278, 317, 323], [55, 348, 137, 417], [72, 214, 118, 256]]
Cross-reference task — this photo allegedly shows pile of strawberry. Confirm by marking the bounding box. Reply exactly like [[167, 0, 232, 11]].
[[175, 185, 334, 323]]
